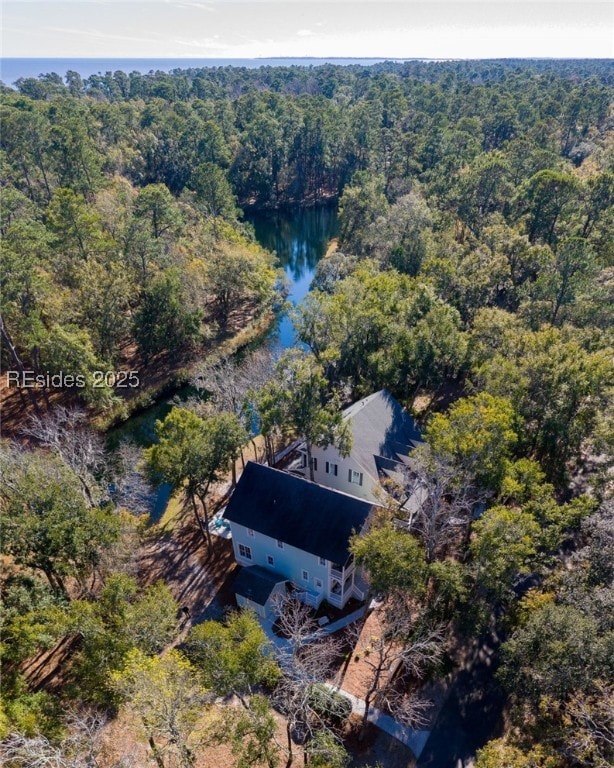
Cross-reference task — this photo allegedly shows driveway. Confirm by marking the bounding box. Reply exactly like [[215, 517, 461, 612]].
[[417, 632, 506, 768]]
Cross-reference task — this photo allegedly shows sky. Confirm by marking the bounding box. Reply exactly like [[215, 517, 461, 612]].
[[2, 0, 613, 60]]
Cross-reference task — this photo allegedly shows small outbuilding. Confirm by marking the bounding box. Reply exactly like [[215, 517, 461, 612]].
[[232, 564, 288, 618]]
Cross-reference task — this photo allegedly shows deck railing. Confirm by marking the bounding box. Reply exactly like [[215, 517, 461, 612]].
[[327, 593, 344, 608], [297, 590, 319, 608]]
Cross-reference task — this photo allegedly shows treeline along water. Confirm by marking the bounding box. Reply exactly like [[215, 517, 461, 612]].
[[107, 204, 337, 518]]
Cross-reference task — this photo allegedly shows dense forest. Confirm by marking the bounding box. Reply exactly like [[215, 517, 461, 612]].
[[1, 59, 613, 768]]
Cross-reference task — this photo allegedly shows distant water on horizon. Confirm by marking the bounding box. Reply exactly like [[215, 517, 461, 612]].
[[0, 57, 419, 85]]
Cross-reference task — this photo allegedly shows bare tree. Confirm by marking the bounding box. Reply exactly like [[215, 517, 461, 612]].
[[272, 593, 320, 654], [387, 447, 482, 563], [192, 347, 275, 469], [270, 594, 346, 767], [348, 592, 445, 740], [62, 708, 120, 768], [110, 439, 156, 517], [193, 348, 275, 420], [23, 406, 157, 522], [1, 734, 78, 768], [562, 680, 614, 768], [22, 406, 105, 507], [0, 708, 136, 768]]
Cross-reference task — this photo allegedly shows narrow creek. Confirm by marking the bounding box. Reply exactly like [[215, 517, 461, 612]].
[[247, 204, 338, 350], [107, 204, 338, 519]]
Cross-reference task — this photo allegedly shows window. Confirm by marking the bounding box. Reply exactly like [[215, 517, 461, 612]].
[[302, 570, 309, 581], [238, 544, 252, 560], [319, 556, 326, 567], [326, 461, 338, 476], [247, 528, 255, 537], [349, 469, 363, 486], [314, 578, 323, 589], [300, 453, 307, 468], [277, 540, 284, 549], [267, 555, 274, 566], [312, 457, 318, 472]]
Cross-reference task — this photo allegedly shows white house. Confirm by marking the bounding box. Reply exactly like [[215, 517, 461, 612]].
[[296, 389, 423, 504], [223, 461, 374, 617]]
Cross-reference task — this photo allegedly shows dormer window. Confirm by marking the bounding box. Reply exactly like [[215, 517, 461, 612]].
[[277, 540, 284, 549], [349, 469, 363, 486]]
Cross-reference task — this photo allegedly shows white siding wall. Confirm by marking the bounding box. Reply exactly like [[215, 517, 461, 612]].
[[307, 445, 378, 503], [236, 593, 265, 617], [230, 523, 331, 605]]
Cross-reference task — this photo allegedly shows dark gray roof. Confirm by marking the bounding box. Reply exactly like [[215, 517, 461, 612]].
[[233, 565, 287, 606], [224, 462, 374, 564], [343, 390, 422, 479]]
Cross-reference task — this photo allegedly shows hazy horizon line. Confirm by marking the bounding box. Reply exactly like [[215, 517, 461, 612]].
[[3, 55, 613, 61]]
